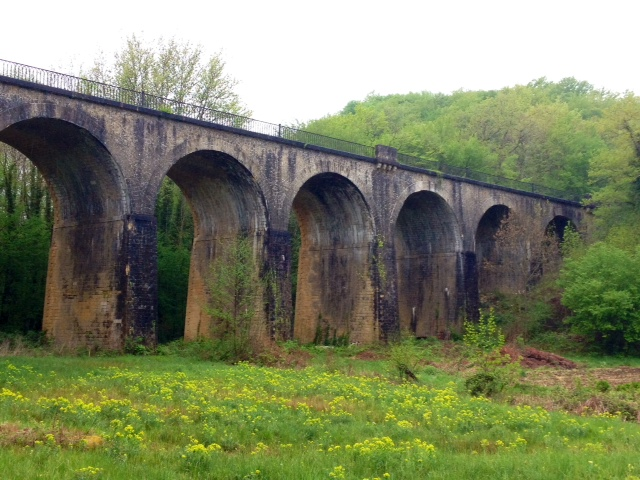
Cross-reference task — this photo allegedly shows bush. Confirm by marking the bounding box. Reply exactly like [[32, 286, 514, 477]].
[[465, 372, 502, 397], [558, 243, 640, 353], [463, 309, 505, 353], [388, 337, 422, 382]]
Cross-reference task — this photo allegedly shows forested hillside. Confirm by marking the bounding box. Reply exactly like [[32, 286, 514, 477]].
[[303, 78, 622, 195]]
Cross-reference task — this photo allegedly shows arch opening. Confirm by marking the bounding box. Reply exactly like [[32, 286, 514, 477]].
[[0, 118, 128, 348], [394, 191, 462, 338], [476, 204, 513, 296], [291, 173, 375, 344], [164, 150, 268, 343], [533, 215, 577, 280], [546, 215, 576, 242]]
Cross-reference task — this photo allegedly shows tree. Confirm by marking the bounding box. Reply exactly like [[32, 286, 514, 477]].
[[84, 34, 250, 117], [206, 236, 260, 361], [588, 94, 640, 249], [0, 145, 51, 334], [559, 243, 640, 353]]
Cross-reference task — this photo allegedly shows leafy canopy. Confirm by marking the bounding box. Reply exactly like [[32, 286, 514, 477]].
[[84, 34, 250, 117], [559, 242, 640, 353]]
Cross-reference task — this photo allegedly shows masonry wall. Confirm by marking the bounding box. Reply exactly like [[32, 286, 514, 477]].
[[0, 78, 586, 348]]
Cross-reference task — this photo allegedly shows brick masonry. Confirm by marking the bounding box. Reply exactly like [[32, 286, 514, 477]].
[[0, 79, 586, 349]]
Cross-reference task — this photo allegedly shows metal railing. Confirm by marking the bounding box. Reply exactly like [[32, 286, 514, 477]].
[[0, 59, 582, 202], [396, 153, 582, 200]]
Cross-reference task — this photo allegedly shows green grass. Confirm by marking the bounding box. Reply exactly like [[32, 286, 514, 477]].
[[564, 355, 640, 368], [1, 353, 639, 479]]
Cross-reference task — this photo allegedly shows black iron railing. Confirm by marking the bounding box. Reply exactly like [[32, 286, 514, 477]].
[[0, 59, 582, 202]]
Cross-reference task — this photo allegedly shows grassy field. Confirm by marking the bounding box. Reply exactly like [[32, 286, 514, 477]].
[[0, 346, 639, 480]]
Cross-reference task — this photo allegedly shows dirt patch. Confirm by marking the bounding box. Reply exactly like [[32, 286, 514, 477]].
[[0, 422, 87, 447], [501, 346, 577, 369], [520, 347, 578, 369]]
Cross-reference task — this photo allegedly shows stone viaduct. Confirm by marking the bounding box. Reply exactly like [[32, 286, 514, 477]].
[[0, 70, 585, 349]]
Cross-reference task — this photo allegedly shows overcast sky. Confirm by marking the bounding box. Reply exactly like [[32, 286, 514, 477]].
[[2, 0, 638, 125]]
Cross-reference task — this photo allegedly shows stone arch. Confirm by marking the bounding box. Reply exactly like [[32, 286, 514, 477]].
[[546, 215, 576, 241], [394, 190, 463, 337], [530, 214, 579, 281], [475, 204, 512, 296], [162, 150, 269, 341], [292, 173, 376, 344], [0, 117, 130, 348]]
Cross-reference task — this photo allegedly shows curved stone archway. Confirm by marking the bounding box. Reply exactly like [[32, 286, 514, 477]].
[[163, 150, 268, 341], [0, 118, 130, 348], [475, 204, 513, 296], [291, 173, 376, 344], [394, 191, 462, 337], [546, 215, 576, 241]]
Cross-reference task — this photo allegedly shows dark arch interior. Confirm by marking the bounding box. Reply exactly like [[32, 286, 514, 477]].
[[394, 191, 461, 337], [292, 173, 375, 344], [475, 205, 511, 296], [0, 118, 128, 347], [0, 118, 126, 223], [165, 150, 268, 341], [546, 215, 575, 242]]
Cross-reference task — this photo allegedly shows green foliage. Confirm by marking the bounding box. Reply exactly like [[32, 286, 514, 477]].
[[0, 213, 50, 333], [302, 79, 622, 195], [156, 242, 190, 343], [155, 178, 194, 343], [463, 310, 521, 398], [288, 213, 301, 310], [388, 336, 422, 382], [588, 94, 640, 245], [463, 309, 505, 353], [84, 34, 250, 116], [206, 236, 260, 362], [0, 146, 52, 334], [123, 336, 150, 356], [465, 372, 502, 397], [559, 242, 640, 353]]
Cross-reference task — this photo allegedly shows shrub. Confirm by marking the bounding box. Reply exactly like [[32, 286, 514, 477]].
[[465, 372, 502, 397], [206, 235, 261, 362], [388, 336, 422, 382], [558, 242, 640, 353], [463, 309, 505, 353]]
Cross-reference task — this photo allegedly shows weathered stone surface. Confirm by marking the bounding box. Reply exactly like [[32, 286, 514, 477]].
[[0, 78, 586, 349]]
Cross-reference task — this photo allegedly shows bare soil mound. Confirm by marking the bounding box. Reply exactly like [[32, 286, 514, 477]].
[[519, 347, 578, 369], [502, 346, 577, 369]]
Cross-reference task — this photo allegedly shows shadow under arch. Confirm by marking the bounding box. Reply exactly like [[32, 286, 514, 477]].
[[531, 214, 579, 282], [163, 150, 269, 341], [475, 204, 512, 296], [394, 190, 463, 338], [291, 173, 376, 344], [546, 215, 576, 242], [0, 118, 130, 348]]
